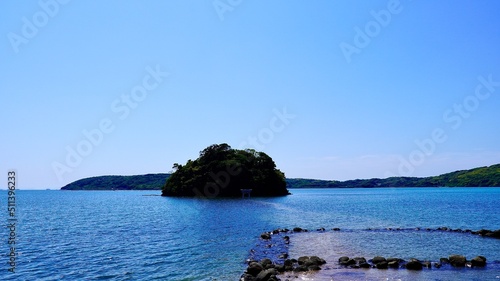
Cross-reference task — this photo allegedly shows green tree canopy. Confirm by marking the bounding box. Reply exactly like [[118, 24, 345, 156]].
[[162, 144, 289, 198]]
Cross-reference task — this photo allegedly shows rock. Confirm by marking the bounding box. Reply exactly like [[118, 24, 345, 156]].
[[260, 258, 273, 269], [308, 265, 322, 271], [293, 227, 303, 232], [449, 255, 467, 267], [260, 233, 271, 240], [278, 253, 288, 259], [317, 227, 325, 231], [247, 262, 264, 276], [372, 256, 386, 264], [240, 273, 256, 281], [298, 256, 325, 268], [274, 264, 285, 273], [439, 258, 449, 264], [405, 261, 423, 270], [471, 256, 487, 267], [332, 228, 341, 231], [434, 262, 442, 268], [422, 261, 432, 268], [309, 256, 326, 265], [339, 256, 350, 263], [255, 268, 278, 281], [293, 265, 308, 272], [284, 259, 293, 267], [339, 256, 355, 266], [376, 261, 388, 269], [297, 256, 309, 265], [353, 257, 367, 264], [388, 261, 399, 268], [359, 262, 371, 268]]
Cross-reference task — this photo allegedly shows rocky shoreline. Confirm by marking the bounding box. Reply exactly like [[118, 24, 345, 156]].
[[241, 226, 499, 281]]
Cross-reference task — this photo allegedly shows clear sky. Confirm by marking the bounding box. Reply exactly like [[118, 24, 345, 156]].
[[2, 0, 500, 189]]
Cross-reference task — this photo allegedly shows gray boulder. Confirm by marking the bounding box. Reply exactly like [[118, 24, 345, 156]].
[[372, 256, 386, 264], [388, 261, 399, 268], [247, 262, 264, 276], [405, 261, 423, 270], [260, 258, 273, 269], [359, 262, 371, 268], [449, 255, 467, 267], [471, 256, 487, 267], [255, 268, 278, 281], [376, 261, 388, 269]]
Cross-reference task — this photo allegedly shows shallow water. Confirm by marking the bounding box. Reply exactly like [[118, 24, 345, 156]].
[[0, 188, 499, 280], [286, 229, 500, 281]]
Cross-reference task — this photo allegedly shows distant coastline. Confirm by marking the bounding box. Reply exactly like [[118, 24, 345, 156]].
[[59, 164, 500, 190]]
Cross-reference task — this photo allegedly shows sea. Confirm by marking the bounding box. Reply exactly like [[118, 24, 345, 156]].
[[1, 188, 499, 281]]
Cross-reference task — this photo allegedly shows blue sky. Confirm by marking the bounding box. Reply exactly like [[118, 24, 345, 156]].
[[1, 0, 500, 189]]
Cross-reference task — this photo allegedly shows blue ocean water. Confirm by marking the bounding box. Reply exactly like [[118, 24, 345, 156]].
[[1, 188, 499, 280]]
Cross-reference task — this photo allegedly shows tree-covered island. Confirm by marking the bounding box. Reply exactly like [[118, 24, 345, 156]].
[[161, 143, 290, 197]]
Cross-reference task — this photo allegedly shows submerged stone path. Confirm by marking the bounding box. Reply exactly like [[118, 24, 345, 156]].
[[240, 226, 499, 281]]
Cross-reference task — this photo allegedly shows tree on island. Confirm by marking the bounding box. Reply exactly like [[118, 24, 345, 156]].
[[162, 143, 290, 197]]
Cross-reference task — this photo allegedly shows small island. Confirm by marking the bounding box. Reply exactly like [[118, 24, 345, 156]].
[[162, 143, 290, 197]]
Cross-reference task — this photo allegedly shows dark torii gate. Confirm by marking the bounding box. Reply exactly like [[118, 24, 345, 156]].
[[240, 189, 252, 198]]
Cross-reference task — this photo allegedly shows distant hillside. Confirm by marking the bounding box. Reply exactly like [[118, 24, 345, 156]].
[[61, 174, 170, 190], [60, 164, 500, 190], [287, 164, 500, 188]]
